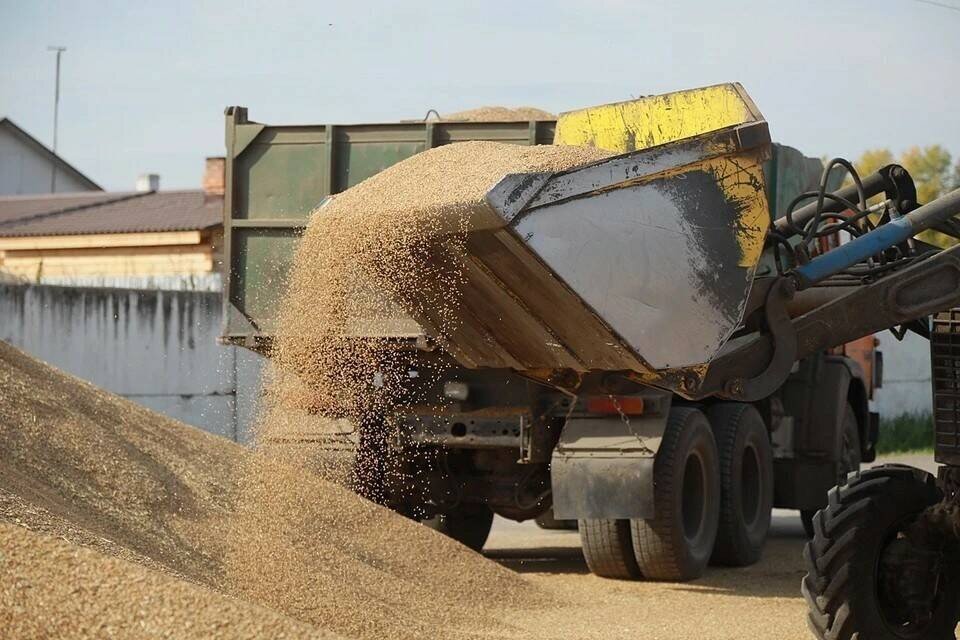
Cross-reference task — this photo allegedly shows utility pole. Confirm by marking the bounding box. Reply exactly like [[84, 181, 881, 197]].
[[47, 46, 66, 192]]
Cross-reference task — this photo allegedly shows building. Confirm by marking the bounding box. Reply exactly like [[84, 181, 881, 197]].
[[0, 158, 225, 289], [0, 117, 101, 195]]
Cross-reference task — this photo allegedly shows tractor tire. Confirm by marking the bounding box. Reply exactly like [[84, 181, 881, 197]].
[[706, 403, 773, 567], [801, 402, 862, 539], [631, 406, 720, 581], [423, 504, 494, 552], [802, 465, 960, 640], [579, 519, 642, 579]]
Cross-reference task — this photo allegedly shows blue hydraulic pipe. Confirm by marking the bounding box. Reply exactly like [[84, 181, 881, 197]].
[[793, 189, 960, 290]]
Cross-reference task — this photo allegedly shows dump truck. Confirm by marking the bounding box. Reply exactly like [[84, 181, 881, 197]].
[[221, 84, 960, 635]]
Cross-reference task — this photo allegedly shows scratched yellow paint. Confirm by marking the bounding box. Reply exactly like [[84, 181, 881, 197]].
[[553, 84, 753, 152], [705, 156, 771, 268], [554, 83, 769, 269]]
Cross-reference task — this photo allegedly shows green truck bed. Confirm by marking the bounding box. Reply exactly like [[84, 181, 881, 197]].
[[219, 106, 827, 349]]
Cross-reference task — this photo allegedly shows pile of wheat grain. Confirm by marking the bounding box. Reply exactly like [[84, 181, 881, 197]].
[[0, 522, 336, 640], [442, 106, 556, 121], [0, 341, 538, 639]]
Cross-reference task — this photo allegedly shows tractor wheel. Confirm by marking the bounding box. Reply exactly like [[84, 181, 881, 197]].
[[579, 519, 642, 579], [706, 403, 773, 567], [803, 465, 960, 640], [423, 504, 494, 552], [631, 406, 720, 581]]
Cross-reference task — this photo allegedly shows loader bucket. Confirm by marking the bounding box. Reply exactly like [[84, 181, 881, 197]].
[[400, 86, 772, 394]]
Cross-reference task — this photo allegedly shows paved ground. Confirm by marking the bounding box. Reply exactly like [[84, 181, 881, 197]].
[[480, 453, 940, 639]]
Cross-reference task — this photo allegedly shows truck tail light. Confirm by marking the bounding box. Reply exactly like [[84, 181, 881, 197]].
[[584, 395, 645, 416]]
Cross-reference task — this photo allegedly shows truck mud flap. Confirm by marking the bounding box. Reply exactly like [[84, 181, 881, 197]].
[[551, 412, 668, 520]]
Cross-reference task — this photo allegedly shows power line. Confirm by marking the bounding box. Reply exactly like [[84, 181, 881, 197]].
[[912, 0, 960, 12]]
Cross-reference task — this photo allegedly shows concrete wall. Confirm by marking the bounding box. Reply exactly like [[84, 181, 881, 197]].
[[0, 126, 93, 195], [0, 283, 264, 441], [873, 330, 933, 418], [0, 282, 937, 441]]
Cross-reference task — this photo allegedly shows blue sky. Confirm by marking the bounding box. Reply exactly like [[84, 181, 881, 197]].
[[1, 0, 958, 191]]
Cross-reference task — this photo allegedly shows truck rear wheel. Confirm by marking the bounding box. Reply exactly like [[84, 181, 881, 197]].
[[803, 465, 960, 640], [579, 519, 642, 579], [706, 403, 773, 567], [801, 402, 861, 538], [423, 504, 494, 552], [536, 507, 578, 531], [631, 406, 720, 581]]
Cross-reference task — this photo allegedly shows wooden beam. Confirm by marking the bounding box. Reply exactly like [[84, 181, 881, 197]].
[[0, 231, 204, 251], [1, 244, 214, 277]]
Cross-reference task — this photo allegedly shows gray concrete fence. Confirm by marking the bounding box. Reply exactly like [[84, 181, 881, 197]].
[[0, 283, 264, 442], [0, 283, 934, 443]]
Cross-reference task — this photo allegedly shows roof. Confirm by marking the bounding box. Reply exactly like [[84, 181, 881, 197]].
[[0, 190, 222, 237], [0, 118, 102, 191]]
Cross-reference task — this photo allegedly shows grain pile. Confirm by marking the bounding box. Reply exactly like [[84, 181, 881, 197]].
[[443, 106, 556, 121], [0, 341, 544, 639], [0, 523, 336, 640], [0, 339, 241, 585]]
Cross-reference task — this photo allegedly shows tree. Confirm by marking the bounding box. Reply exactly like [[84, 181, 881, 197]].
[[899, 145, 953, 204], [851, 146, 956, 248], [854, 148, 895, 178]]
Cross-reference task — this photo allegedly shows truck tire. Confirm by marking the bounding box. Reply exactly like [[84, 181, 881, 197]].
[[423, 504, 494, 552], [802, 465, 960, 640], [536, 507, 578, 531], [579, 519, 642, 579], [800, 403, 862, 538], [353, 417, 388, 505], [706, 403, 773, 567], [631, 406, 720, 581]]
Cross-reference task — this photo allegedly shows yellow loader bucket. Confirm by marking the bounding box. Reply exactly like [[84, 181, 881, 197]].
[[554, 83, 763, 153], [370, 84, 772, 396]]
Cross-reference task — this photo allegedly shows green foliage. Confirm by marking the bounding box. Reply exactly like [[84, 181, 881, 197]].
[[854, 148, 895, 178], [851, 146, 957, 248], [853, 145, 953, 204], [900, 145, 953, 204], [876, 412, 933, 454]]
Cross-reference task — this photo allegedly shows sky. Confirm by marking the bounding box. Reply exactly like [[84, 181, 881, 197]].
[[1, 0, 959, 191]]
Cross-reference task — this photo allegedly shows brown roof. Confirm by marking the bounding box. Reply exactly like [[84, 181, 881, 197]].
[[0, 190, 222, 237]]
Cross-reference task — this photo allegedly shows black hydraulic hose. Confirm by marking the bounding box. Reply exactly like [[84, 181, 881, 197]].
[[773, 170, 890, 237], [799, 158, 867, 247]]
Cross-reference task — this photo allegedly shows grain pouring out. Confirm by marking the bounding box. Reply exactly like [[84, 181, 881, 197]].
[[224, 140, 614, 636]]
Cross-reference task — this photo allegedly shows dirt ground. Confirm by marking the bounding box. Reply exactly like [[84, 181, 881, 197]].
[[484, 512, 808, 639], [482, 454, 939, 640]]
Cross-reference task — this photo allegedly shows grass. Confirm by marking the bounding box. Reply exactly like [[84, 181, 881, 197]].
[[876, 412, 934, 455]]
